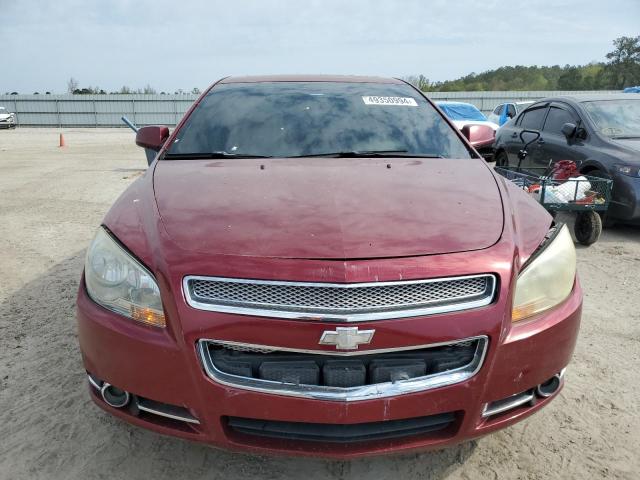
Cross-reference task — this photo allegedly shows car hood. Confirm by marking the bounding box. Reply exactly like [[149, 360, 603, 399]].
[[612, 138, 640, 154], [153, 157, 504, 259]]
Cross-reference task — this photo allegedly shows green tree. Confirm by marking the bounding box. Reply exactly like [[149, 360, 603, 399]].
[[402, 75, 432, 91], [605, 35, 640, 88], [557, 66, 583, 90]]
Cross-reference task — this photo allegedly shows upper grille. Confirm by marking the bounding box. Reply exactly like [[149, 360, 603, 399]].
[[184, 274, 496, 322]]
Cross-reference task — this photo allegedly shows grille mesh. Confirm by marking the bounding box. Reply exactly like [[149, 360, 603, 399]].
[[187, 275, 493, 317]]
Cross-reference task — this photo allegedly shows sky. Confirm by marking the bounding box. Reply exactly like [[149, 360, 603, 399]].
[[1, 0, 638, 94]]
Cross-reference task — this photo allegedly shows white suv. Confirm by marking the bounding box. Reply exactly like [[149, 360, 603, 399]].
[[487, 101, 534, 126]]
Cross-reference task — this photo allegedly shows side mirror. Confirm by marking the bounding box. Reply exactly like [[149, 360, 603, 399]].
[[561, 122, 577, 139], [135, 125, 170, 151], [461, 124, 495, 147]]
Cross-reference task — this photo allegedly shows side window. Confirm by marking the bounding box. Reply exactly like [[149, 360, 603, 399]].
[[543, 107, 575, 135], [519, 107, 547, 130], [493, 104, 503, 115], [507, 104, 516, 118]]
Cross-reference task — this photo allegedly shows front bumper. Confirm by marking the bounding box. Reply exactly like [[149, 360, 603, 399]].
[[609, 173, 640, 223], [77, 276, 581, 458], [0, 116, 16, 128]]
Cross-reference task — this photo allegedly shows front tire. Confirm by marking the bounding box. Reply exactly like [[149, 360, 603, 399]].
[[574, 211, 602, 246]]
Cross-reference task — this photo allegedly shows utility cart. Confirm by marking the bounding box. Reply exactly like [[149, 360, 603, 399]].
[[495, 130, 613, 246]]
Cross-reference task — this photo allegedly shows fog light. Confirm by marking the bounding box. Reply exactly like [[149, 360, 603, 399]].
[[101, 383, 130, 408]]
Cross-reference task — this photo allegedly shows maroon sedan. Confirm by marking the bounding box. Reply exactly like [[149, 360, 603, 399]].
[[77, 75, 581, 458]]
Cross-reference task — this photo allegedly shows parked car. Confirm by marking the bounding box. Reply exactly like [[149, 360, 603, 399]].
[[435, 101, 498, 131], [494, 94, 640, 225], [487, 101, 535, 126], [0, 106, 16, 128], [77, 75, 581, 457], [435, 101, 498, 159], [623, 86, 640, 93]]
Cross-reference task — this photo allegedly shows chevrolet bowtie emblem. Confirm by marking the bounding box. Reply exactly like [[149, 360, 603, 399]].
[[319, 327, 375, 350]]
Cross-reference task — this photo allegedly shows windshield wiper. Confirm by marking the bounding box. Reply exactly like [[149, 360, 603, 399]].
[[611, 135, 640, 140], [164, 152, 272, 159], [288, 150, 443, 158]]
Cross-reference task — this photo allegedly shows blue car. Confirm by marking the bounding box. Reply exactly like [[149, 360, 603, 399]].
[[487, 101, 535, 126]]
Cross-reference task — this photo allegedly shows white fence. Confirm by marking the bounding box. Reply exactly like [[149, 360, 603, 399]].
[[0, 91, 620, 127]]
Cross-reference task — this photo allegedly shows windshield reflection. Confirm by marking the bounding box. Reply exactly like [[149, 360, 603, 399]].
[[168, 82, 472, 159]]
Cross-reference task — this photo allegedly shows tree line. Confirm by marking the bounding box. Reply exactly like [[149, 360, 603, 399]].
[[64, 79, 202, 95], [405, 35, 639, 92], [2, 83, 202, 95]]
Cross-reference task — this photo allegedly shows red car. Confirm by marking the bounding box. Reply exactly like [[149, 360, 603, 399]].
[[77, 75, 581, 458]]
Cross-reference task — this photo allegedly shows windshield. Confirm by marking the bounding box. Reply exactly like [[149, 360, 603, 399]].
[[167, 82, 472, 159], [436, 103, 486, 122], [582, 99, 640, 138]]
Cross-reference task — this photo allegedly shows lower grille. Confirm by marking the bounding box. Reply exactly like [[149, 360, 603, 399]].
[[227, 412, 456, 443], [198, 336, 488, 401]]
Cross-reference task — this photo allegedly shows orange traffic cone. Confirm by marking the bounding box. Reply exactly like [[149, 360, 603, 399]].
[[59, 133, 66, 147]]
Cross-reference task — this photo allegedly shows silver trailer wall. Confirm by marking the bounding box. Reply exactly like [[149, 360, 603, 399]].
[[428, 90, 620, 114], [0, 91, 621, 127], [0, 94, 196, 127]]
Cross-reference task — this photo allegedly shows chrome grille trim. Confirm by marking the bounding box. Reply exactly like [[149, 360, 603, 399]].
[[197, 336, 489, 401], [183, 274, 496, 322]]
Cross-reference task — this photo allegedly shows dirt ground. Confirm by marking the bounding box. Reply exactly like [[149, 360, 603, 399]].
[[0, 128, 639, 480]]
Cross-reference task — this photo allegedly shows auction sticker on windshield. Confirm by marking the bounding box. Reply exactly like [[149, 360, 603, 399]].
[[362, 96, 418, 106]]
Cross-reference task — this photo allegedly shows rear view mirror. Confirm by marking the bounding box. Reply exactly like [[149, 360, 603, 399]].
[[136, 125, 170, 151], [461, 124, 495, 147], [561, 122, 577, 139]]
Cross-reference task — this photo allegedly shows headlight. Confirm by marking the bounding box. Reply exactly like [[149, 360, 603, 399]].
[[613, 164, 640, 177], [84, 227, 166, 327], [512, 224, 576, 322]]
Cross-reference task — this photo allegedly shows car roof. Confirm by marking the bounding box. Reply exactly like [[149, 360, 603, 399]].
[[537, 93, 639, 104], [435, 101, 475, 105], [219, 75, 404, 84]]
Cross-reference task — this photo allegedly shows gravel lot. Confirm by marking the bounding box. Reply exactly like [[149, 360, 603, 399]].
[[1, 128, 639, 480]]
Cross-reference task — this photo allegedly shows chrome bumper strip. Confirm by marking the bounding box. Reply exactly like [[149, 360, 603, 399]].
[[87, 375, 200, 425], [482, 390, 535, 418], [137, 399, 200, 425]]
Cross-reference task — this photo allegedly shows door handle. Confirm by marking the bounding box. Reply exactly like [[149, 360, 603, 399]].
[[537, 138, 545, 144], [511, 132, 518, 138]]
